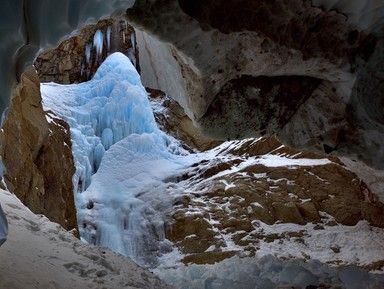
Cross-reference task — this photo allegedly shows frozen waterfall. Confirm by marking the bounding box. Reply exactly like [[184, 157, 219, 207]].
[[41, 52, 198, 266]]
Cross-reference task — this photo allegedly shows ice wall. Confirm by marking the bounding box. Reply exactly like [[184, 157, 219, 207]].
[[41, 52, 196, 266]]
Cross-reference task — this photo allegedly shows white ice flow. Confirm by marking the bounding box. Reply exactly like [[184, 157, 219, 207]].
[[41, 52, 199, 266]]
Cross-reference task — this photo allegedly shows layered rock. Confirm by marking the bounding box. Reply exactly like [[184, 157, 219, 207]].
[[1, 67, 77, 232], [35, 18, 138, 84]]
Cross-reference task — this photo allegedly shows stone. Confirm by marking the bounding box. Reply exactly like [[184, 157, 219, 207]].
[[1, 67, 77, 233]]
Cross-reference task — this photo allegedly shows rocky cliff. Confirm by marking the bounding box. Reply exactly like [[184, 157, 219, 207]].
[[1, 67, 77, 232], [35, 18, 138, 84]]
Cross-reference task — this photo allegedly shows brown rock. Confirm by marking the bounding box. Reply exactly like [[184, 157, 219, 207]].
[[182, 251, 237, 265], [1, 67, 77, 233], [272, 201, 305, 225], [35, 18, 138, 85], [297, 201, 321, 223], [151, 94, 221, 151]]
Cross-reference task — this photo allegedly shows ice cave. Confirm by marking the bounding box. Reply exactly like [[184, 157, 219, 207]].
[[0, 1, 384, 289]]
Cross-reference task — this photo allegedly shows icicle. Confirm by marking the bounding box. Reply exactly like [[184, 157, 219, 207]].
[[106, 27, 111, 51], [93, 30, 104, 58], [130, 33, 136, 51], [85, 44, 91, 64]]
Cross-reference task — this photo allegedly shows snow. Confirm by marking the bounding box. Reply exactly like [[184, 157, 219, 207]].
[[252, 219, 384, 267], [0, 189, 172, 289], [93, 29, 103, 58], [154, 255, 384, 289], [257, 154, 331, 167]]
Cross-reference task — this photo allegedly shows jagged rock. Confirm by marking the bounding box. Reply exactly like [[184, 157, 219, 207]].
[[149, 89, 221, 151], [1, 67, 77, 232], [35, 18, 138, 84], [164, 137, 384, 264]]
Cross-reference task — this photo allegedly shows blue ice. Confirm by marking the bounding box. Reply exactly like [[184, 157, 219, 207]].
[[41, 52, 196, 266]]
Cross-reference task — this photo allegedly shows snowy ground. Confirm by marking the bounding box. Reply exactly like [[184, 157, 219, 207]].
[[154, 254, 384, 289], [0, 189, 172, 289]]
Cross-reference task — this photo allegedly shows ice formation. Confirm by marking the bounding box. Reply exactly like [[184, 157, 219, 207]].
[[41, 52, 197, 265], [85, 44, 92, 64], [106, 27, 112, 50], [93, 30, 104, 58]]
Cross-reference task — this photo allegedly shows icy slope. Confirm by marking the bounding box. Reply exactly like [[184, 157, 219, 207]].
[[0, 189, 172, 289]]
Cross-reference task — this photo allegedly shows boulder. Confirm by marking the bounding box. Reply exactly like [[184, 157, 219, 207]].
[[1, 67, 77, 232]]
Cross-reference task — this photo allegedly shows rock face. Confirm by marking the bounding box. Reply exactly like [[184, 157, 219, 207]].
[[149, 89, 221, 151], [164, 136, 384, 265], [128, 0, 384, 169], [1, 67, 77, 232], [35, 18, 138, 84]]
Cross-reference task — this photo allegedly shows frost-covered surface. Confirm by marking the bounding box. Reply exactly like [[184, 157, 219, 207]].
[[0, 189, 172, 289], [154, 255, 384, 289]]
